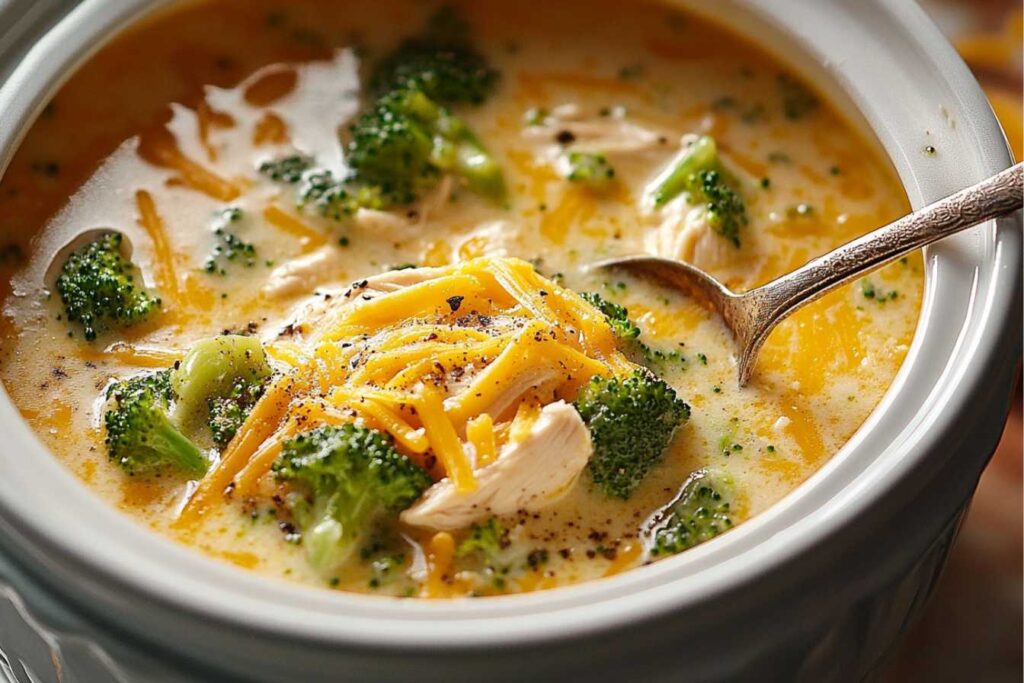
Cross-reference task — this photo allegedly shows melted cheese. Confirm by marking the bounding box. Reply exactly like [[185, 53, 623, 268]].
[[0, 0, 923, 597]]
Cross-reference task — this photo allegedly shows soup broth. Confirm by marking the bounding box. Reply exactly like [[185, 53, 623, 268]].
[[0, 0, 922, 597]]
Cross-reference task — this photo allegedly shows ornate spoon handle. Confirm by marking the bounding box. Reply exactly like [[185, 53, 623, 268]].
[[735, 162, 1023, 384]]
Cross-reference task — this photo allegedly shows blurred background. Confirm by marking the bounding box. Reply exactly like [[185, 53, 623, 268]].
[[884, 1, 1022, 680]]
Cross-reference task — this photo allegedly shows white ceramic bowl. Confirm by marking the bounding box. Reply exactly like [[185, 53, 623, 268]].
[[0, 1, 1019, 681]]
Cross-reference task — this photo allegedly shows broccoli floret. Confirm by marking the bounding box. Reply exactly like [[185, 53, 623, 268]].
[[777, 73, 818, 120], [580, 292, 641, 342], [575, 369, 690, 499], [695, 169, 746, 247], [273, 424, 431, 573], [646, 135, 747, 246], [208, 376, 267, 448], [565, 152, 616, 187], [649, 470, 734, 555], [345, 88, 505, 206], [456, 517, 510, 560], [169, 335, 273, 438], [265, 8, 502, 218], [371, 7, 498, 105], [258, 154, 313, 184], [104, 370, 208, 477], [203, 207, 257, 275], [580, 292, 686, 369], [297, 89, 504, 217], [56, 232, 160, 341], [299, 170, 385, 219]]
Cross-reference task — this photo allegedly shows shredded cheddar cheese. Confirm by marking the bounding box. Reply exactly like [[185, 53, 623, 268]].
[[179, 256, 637, 520], [466, 413, 497, 466]]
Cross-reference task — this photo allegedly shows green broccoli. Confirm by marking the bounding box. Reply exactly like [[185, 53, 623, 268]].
[[456, 517, 510, 560], [580, 292, 641, 343], [777, 73, 818, 120], [646, 135, 747, 246], [208, 376, 267, 448], [104, 370, 208, 477], [297, 89, 504, 217], [565, 152, 616, 187], [371, 6, 498, 105], [258, 154, 313, 184], [575, 369, 690, 498], [169, 335, 273, 439], [260, 8, 502, 218], [580, 292, 687, 369], [346, 87, 505, 205], [649, 470, 734, 555], [299, 170, 385, 219], [203, 207, 257, 275], [56, 232, 160, 341], [695, 169, 746, 247], [273, 424, 432, 574]]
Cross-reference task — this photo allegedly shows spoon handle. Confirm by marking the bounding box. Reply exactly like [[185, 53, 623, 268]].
[[747, 162, 1022, 324]]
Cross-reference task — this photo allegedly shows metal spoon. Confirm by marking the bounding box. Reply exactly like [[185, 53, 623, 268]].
[[597, 162, 1023, 387]]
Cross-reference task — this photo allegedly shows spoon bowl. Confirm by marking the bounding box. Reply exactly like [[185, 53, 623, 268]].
[[598, 162, 1023, 386]]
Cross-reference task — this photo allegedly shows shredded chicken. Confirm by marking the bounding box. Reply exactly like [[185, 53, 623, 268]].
[[401, 401, 592, 530], [523, 106, 664, 155], [643, 197, 738, 272], [261, 246, 344, 299], [453, 219, 527, 260], [358, 264, 444, 292], [351, 208, 415, 239], [273, 264, 445, 340], [416, 175, 454, 224]]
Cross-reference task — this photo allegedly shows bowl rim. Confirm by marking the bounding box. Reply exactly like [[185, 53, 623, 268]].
[[0, 0, 1019, 651]]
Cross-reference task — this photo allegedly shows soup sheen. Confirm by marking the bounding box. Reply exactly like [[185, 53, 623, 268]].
[[0, 0, 922, 597]]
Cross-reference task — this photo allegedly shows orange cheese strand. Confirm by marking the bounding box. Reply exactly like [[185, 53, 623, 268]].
[[76, 343, 183, 369], [265, 341, 308, 368], [374, 324, 491, 352], [175, 374, 297, 526], [134, 190, 182, 308], [329, 390, 429, 454], [417, 385, 476, 493], [422, 531, 456, 598], [466, 413, 497, 467], [233, 422, 297, 497], [137, 127, 239, 201], [382, 336, 510, 391], [540, 185, 596, 244], [509, 400, 541, 444], [323, 274, 486, 340]]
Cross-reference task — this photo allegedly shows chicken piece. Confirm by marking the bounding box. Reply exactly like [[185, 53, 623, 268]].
[[401, 401, 592, 530], [358, 264, 446, 293], [416, 175, 454, 225], [274, 264, 450, 341], [351, 208, 415, 239], [261, 246, 345, 299], [454, 219, 528, 260], [643, 195, 735, 271], [523, 110, 664, 155]]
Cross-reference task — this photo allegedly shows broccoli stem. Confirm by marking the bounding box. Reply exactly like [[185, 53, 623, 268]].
[[305, 494, 347, 571], [170, 335, 272, 429], [148, 418, 210, 477], [452, 136, 506, 200], [410, 90, 506, 201], [648, 135, 718, 208]]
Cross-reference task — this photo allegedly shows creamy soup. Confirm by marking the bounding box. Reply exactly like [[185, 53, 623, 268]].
[[0, 0, 922, 597]]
